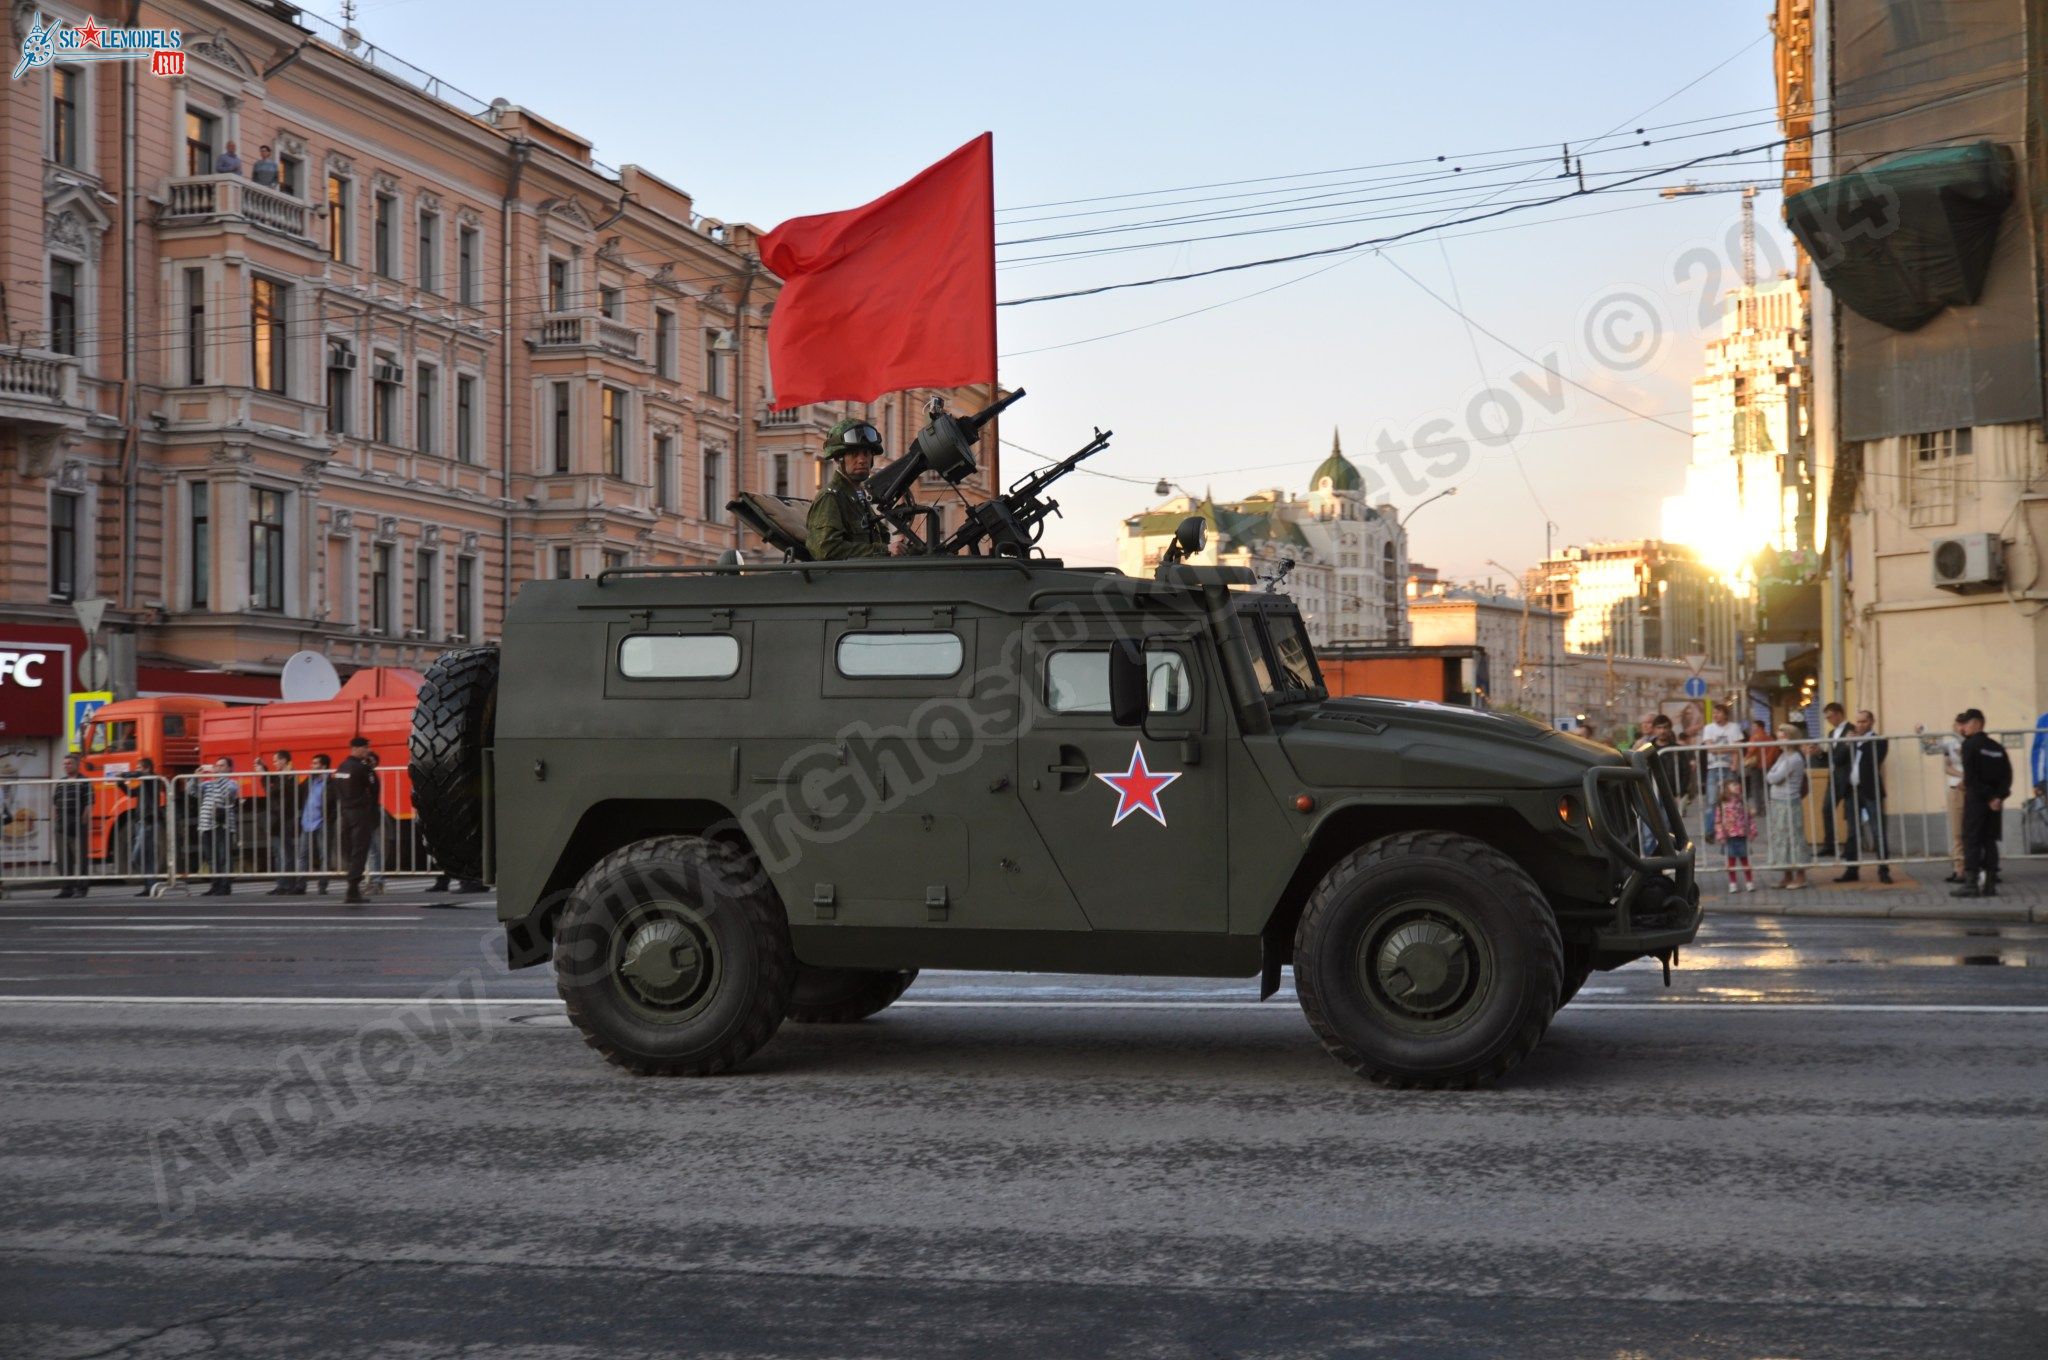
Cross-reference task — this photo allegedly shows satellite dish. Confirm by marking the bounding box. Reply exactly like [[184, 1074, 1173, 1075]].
[[280, 650, 343, 703]]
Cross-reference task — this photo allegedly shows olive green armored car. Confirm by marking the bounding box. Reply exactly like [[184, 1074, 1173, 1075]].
[[411, 398, 1698, 1089]]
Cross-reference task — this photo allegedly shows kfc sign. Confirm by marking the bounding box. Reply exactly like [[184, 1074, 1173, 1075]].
[[0, 644, 67, 735]]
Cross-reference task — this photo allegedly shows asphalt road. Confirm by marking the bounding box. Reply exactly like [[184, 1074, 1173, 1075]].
[[1, 895, 2044, 1359]]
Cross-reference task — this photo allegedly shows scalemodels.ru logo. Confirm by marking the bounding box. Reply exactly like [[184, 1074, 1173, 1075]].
[[13, 11, 185, 81]]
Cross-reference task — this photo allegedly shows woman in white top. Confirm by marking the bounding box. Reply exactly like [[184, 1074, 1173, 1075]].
[[1764, 724, 1812, 889]]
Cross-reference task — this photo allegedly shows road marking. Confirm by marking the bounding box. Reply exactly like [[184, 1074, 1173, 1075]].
[[0, 915, 437, 923], [0, 996, 2043, 1013], [0, 951, 234, 956], [22, 923, 421, 932]]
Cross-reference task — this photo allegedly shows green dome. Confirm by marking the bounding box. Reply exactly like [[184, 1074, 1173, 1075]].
[[1311, 428, 1363, 492]]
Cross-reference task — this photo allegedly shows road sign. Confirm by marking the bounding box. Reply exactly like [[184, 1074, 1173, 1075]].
[[66, 691, 111, 753], [1683, 652, 1708, 676], [71, 597, 110, 638], [78, 645, 111, 691], [1683, 676, 1708, 700]]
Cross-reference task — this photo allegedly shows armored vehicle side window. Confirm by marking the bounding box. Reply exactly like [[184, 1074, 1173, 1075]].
[[619, 633, 741, 680], [836, 632, 964, 679], [1045, 648, 1192, 715]]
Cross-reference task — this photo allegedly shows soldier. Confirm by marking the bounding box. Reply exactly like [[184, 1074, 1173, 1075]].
[[331, 736, 382, 906], [806, 418, 910, 561], [1952, 708, 2012, 898]]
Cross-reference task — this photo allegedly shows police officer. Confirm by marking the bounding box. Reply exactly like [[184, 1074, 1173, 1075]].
[[1953, 707, 2012, 898], [331, 735, 382, 906], [806, 418, 910, 561]]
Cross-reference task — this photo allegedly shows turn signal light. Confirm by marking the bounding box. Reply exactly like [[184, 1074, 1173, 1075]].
[[1557, 794, 1581, 827]]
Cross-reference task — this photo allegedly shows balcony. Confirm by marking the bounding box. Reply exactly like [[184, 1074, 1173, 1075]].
[[757, 403, 838, 433], [532, 311, 642, 362], [0, 347, 84, 433], [159, 175, 314, 244]]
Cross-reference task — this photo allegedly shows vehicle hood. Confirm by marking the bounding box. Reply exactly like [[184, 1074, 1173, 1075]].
[[1278, 696, 1625, 791]]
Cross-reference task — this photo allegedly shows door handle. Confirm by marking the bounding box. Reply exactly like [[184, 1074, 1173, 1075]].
[[1047, 762, 1090, 775]]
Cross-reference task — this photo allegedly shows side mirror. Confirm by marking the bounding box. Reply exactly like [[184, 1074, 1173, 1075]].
[[1108, 638, 1147, 728]]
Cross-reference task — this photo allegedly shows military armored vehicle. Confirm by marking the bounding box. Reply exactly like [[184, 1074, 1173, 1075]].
[[411, 395, 1698, 1088]]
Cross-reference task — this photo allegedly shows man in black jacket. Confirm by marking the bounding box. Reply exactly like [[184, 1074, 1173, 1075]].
[[264, 750, 308, 894], [1953, 709, 2012, 898], [331, 736, 382, 906], [50, 753, 94, 900], [1836, 709, 1893, 884], [1819, 702, 1854, 860]]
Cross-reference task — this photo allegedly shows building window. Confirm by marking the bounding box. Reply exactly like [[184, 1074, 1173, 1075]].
[[373, 191, 397, 278], [417, 209, 440, 293], [455, 555, 475, 639], [456, 374, 477, 463], [49, 493, 79, 601], [553, 545, 572, 579], [415, 362, 438, 454], [185, 109, 217, 175], [704, 330, 732, 398], [372, 355, 401, 444], [250, 277, 288, 394], [371, 543, 393, 635], [602, 385, 625, 477], [1907, 428, 1971, 528], [326, 174, 351, 262], [773, 452, 790, 499], [703, 448, 725, 522], [602, 549, 627, 574], [653, 434, 673, 509], [599, 284, 622, 320], [551, 381, 571, 472], [188, 481, 209, 610], [51, 66, 81, 168], [279, 154, 303, 197], [326, 339, 354, 435], [184, 268, 205, 384], [48, 258, 78, 356], [547, 257, 569, 311], [414, 548, 436, 637], [249, 487, 286, 612], [654, 308, 675, 380], [458, 225, 478, 305]]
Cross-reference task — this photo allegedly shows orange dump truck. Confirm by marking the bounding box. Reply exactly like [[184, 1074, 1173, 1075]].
[[76, 668, 423, 863]]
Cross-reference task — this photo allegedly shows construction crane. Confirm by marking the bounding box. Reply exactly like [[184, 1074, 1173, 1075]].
[[1659, 182, 1761, 287]]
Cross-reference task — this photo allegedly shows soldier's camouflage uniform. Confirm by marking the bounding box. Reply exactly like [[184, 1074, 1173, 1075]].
[[806, 418, 892, 560]]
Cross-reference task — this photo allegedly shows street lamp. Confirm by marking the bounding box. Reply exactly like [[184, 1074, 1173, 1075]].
[[1398, 485, 1457, 527]]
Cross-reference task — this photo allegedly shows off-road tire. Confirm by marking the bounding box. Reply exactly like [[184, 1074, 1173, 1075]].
[[408, 644, 498, 882], [555, 836, 794, 1076], [1558, 941, 1596, 1007], [787, 966, 918, 1023], [1294, 830, 1563, 1090]]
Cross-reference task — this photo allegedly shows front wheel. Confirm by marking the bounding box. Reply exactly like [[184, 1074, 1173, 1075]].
[[1294, 831, 1562, 1089], [555, 836, 795, 1076]]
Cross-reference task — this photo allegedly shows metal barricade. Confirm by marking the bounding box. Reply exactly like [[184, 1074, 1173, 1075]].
[[0, 767, 442, 897], [0, 774, 176, 897], [1658, 728, 2040, 875]]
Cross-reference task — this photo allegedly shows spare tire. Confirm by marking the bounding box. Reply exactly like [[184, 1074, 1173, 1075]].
[[409, 644, 499, 882]]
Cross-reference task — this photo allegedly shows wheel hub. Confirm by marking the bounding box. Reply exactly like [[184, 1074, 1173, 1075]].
[[618, 916, 709, 1010], [1368, 915, 1475, 1018]]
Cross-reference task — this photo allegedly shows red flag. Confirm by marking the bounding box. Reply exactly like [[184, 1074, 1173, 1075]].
[[759, 134, 995, 409]]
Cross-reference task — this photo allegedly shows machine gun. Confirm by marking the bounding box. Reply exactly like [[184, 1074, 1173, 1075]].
[[868, 389, 1112, 558], [728, 389, 1112, 561]]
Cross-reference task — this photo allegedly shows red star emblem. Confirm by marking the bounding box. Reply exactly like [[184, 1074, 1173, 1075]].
[[75, 16, 102, 47], [1095, 742, 1181, 828]]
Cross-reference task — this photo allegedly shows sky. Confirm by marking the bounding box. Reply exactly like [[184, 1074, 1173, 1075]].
[[314, 0, 1792, 582]]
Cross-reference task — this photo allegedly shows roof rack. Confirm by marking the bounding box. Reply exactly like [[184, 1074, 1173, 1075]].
[[594, 558, 1068, 587]]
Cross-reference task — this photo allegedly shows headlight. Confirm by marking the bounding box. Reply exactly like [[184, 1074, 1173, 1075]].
[[1557, 794, 1581, 827]]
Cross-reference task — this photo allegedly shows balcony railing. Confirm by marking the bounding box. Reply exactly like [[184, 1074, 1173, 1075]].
[[761, 406, 803, 427], [161, 175, 312, 242], [0, 347, 81, 418], [532, 311, 642, 361]]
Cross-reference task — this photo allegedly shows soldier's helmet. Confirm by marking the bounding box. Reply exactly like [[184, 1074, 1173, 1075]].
[[821, 417, 886, 461]]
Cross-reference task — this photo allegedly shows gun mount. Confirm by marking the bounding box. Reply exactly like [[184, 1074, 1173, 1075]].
[[728, 389, 1114, 561]]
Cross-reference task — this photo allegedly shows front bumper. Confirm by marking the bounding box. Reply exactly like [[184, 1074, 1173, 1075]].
[[1582, 750, 1701, 953]]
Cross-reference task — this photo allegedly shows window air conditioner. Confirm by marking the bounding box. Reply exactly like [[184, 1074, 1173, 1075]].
[[328, 342, 357, 370], [372, 361, 405, 385], [1930, 532, 2004, 592]]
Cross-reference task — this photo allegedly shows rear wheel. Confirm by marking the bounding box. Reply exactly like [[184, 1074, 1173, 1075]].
[[555, 836, 794, 1076], [1294, 830, 1562, 1089], [787, 966, 918, 1023]]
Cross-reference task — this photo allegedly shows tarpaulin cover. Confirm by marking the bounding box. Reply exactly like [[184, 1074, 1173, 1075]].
[[1786, 141, 2014, 332]]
